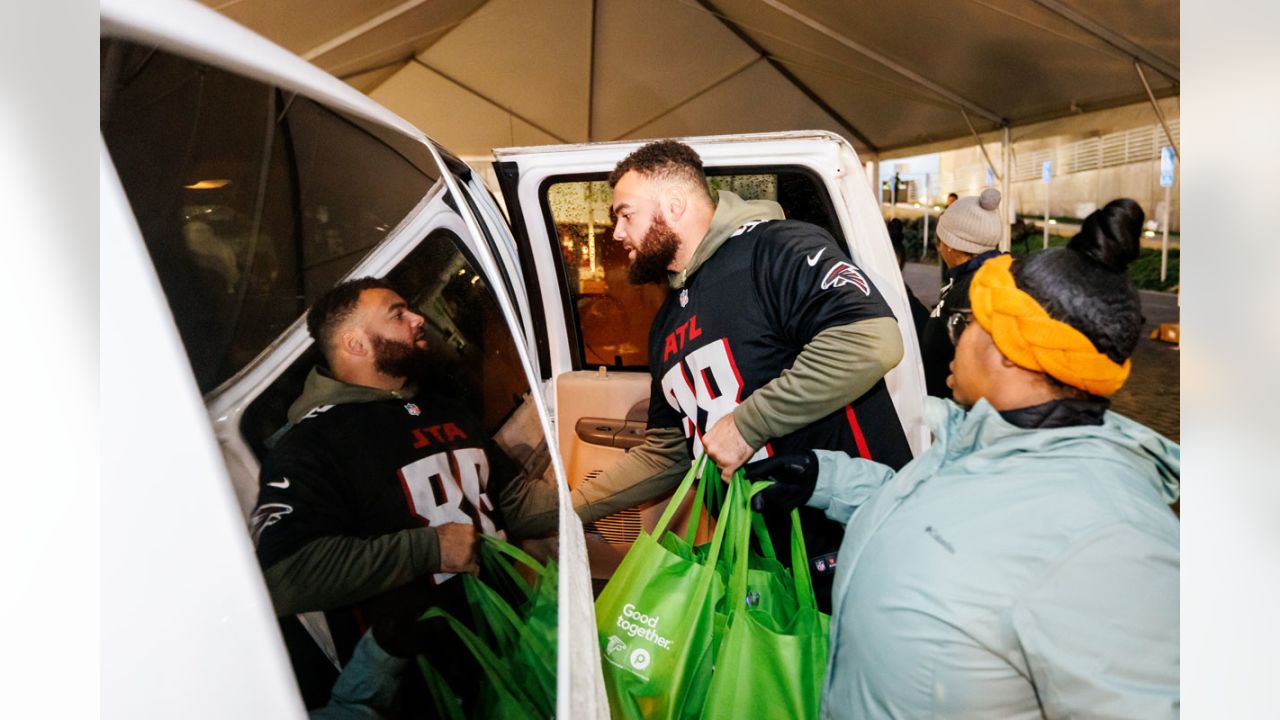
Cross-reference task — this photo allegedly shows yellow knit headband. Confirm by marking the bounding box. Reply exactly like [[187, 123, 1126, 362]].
[[968, 254, 1131, 396]]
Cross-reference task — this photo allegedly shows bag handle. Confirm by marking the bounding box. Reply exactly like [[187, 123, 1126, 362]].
[[750, 510, 778, 561], [788, 506, 817, 612], [417, 656, 465, 720], [461, 575, 556, 687], [691, 470, 736, 600], [735, 481, 818, 613], [418, 607, 547, 715], [653, 454, 710, 538], [478, 533, 548, 601]]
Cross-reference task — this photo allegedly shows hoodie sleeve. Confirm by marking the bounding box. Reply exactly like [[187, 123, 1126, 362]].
[[262, 529, 442, 616], [502, 425, 691, 538], [735, 317, 902, 450], [1011, 524, 1180, 719]]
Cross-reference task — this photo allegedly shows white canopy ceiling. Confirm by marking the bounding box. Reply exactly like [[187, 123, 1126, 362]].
[[203, 0, 1178, 158]]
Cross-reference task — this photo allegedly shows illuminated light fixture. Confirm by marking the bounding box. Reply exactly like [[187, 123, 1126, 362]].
[[1047, 219, 1057, 225], [1144, 230, 1156, 237], [913, 203, 921, 208], [470, 275, 481, 285], [184, 179, 231, 190]]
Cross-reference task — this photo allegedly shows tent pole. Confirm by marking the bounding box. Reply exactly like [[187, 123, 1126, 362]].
[[873, 158, 881, 208], [962, 109, 1001, 182], [1001, 125, 1012, 252], [1136, 61, 1180, 159]]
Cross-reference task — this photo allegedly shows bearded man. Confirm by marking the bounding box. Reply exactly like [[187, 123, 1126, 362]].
[[557, 140, 914, 609], [250, 277, 531, 711]]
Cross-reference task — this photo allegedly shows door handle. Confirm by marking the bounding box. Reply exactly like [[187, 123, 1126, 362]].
[[575, 417, 646, 449]]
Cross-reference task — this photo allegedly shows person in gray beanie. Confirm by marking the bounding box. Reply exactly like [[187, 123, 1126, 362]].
[[920, 187, 1006, 397]]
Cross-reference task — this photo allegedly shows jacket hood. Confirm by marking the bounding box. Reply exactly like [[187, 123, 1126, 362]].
[[287, 366, 418, 424], [925, 397, 1180, 503], [669, 190, 785, 289]]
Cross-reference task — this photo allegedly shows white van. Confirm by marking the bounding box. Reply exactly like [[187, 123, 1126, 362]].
[[101, 0, 926, 716]]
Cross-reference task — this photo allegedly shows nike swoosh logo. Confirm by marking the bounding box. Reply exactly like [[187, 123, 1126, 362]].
[[806, 248, 826, 266], [267, 478, 291, 489]]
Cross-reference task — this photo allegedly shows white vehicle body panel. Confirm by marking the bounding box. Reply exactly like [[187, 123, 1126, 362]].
[[102, 146, 306, 719]]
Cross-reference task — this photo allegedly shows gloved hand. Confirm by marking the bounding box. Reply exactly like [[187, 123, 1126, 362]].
[[743, 451, 819, 513]]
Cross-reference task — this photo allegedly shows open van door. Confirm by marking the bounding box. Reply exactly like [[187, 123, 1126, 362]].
[[493, 131, 928, 576]]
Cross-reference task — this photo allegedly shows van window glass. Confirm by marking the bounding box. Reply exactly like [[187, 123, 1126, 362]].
[[100, 39, 435, 393], [541, 168, 840, 369], [242, 229, 550, 481], [237, 226, 557, 709]]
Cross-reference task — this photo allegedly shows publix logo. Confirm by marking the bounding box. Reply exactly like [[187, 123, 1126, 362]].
[[629, 648, 651, 670]]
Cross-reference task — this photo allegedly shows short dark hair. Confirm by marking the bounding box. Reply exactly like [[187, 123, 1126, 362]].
[[1012, 198, 1145, 365], [306, 277, 399, 359], [608, 140, 711, 199]]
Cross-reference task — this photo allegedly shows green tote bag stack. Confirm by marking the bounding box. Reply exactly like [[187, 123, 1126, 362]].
[[594, 455, 734, 720], [417, 534, 558, 719], [699, 479, 830, 720]]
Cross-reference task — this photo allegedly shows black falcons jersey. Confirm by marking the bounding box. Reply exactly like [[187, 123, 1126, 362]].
[[253, 393, 513, 671], [647, 218, 912, 469], [647, 219, 913, 597], [255, 394, 507, 570]]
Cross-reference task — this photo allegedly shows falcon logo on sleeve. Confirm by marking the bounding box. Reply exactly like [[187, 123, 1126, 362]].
[[820, 261, 870, 295], [250, 502, 294, 544]]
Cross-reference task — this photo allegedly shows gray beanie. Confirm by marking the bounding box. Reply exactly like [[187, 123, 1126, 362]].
[[937, 188, 1002, 254]]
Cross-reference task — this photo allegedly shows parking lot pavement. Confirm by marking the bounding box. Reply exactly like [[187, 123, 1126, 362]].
[[900, 262, 1180, 442]]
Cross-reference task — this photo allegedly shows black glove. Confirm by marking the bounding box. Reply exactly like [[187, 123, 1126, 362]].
[[743, 451, 819, 513]]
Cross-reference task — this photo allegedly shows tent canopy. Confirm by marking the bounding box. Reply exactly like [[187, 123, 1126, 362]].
[[203, 0, 1178, 158]]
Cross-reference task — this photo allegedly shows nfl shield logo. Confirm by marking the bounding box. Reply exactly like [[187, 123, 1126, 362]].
[[404, 403, 421, 416], [679, 288, 689, 307]]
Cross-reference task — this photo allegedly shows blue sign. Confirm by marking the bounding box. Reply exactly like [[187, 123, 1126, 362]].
[[1160, 146, 1176, 187], [1042, 160, 1052, 183]]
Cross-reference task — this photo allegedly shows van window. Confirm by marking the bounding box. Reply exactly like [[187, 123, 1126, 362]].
[[100, 39, 437, 393], [541, 168, 841, 369], [242, 228, 549, 478]]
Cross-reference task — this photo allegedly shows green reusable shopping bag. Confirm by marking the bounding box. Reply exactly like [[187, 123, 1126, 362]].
[[416, 535, 558, 719], [468, 536, 557, 712], [417, 606, 548, 719], [700, 480, 830, 720], [595, 455, 734, 720]]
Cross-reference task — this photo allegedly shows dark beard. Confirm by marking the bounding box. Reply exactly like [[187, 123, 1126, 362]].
[[370, 333, 428, 379], [627, 214, 681, 285]]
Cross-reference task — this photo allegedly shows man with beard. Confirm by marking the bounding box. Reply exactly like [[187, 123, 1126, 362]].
[[250, 277, 528, 713], [536, 140, 914, 609]]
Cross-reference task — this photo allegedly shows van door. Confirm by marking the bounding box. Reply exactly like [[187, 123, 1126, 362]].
[[494, 132, 928, 574]]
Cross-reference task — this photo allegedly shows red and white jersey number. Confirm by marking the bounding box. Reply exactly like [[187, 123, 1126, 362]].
[[398, 447, 500, 582], [661, 338, 768, 463]]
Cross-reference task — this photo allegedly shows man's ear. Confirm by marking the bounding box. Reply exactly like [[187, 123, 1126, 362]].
[[662, 185, 687, 223], [339, 328, 369, 358]]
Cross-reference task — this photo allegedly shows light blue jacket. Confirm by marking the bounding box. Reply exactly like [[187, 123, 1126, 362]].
[[810, 397, 1179, 719]]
